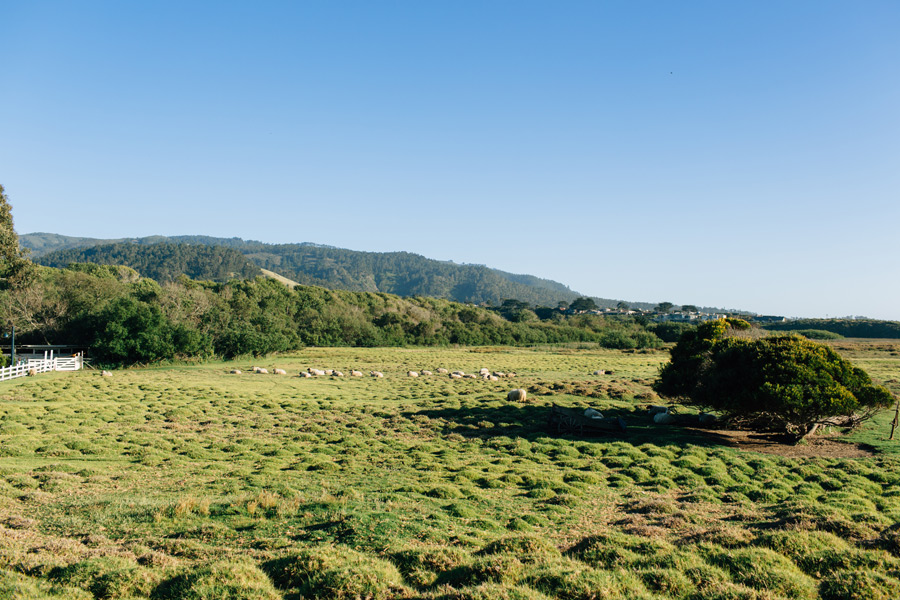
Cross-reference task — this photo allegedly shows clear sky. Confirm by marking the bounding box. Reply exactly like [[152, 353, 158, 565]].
[[2, 1, 898, 319]]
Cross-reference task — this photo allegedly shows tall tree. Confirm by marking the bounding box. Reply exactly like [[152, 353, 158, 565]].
[[655, 301, 674, 314], [0, 184, 34, 288]]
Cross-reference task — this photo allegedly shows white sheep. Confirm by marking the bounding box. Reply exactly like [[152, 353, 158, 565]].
[[452, 370, 465, 377], [101, 370, 113, 377], [479, 368, 490, 375], [230, 369, 242, 375], [298, 372, 312, 378], [437, 368, 449, 374], [350, 370, 364, 377], [653, 412, 675, 425], [407, 371, 419, 377], [324, 369, 334, 376], [698, 413, 718, 426], [450, 373, 462, 379], [593, 370, 606, 376], [507, 389, 527, 402], [273, 368, 287, 375], [371, 371, 384, 378], [421, 370, 433, 376], [584, 408, 603, 419], [256, 368, 269, 374], [332, 371, 344, 377]]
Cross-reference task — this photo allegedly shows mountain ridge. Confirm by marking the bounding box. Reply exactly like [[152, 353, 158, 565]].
[[22, 232, 652, 309]]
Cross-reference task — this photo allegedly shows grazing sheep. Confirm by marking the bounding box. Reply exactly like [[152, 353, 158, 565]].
[[505, 372, 517, 378], [274, 368, 287, 375], [324, 369, 334, 376], [592, 370, 606, 376], [333, 371, 344, 377], [489, 375, 499, 381], [493, 372, 506, 378], [308, 368, 326, 376], [350, 370, 364, 377], [298, 372, 312, 378], [407, 371, 419, 377], [371, 371, 384, 378], [101, 371, 113, 377], [698, 413, 718, 426], [421, 370, 432, 376], [27, 368, 37, 377], [479, 368, 490, 375], [452, 370, 465, 377], [653, 412, 675, 425], [647, 405, 669, 416], [584, 408, 603, 419], [251, 366, 262, 373], [507, 388, 527, 402], [230, 369, 242, 375], [450, 373, 462, 379], [256, 368, 269, 374], [464, 374, 477, 379], [436, 368, 449, 374]]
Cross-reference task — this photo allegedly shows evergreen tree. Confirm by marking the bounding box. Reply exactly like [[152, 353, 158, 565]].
[[0, 184, 33, 288]]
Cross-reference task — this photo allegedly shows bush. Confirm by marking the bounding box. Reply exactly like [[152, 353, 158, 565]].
[[655, 320, 894, 440]]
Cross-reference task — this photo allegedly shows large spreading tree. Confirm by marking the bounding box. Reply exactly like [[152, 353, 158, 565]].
[[655, 319, 894, 442]]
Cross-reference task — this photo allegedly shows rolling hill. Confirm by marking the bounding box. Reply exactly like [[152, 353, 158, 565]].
[[23, 232, 643, 308]]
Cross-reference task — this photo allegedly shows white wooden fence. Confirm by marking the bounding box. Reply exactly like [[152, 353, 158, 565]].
[[0, 353, 83, 382]]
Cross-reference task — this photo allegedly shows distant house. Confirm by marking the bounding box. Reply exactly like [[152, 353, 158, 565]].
[[753, 315, 787, 323]]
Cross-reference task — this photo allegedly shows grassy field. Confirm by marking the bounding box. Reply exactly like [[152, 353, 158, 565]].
[[1, 344, 899, 599]]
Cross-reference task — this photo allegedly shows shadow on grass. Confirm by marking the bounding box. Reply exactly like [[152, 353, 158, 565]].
[[406, 401, 740, 449]]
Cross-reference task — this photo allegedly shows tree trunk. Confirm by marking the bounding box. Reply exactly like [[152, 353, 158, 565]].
[[890, 400, 899, 441], [795, 423, 819, 444]]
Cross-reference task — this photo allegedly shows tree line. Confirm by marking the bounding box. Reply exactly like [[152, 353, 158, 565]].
[[1, 262, 664, 366]]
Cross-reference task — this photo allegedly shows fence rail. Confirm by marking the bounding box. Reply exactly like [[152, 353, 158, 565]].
[[0, 354, 83, 382]]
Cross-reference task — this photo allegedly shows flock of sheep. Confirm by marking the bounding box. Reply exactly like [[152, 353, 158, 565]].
[[230, 366, 518, 380], [227, 365, 528, 404]]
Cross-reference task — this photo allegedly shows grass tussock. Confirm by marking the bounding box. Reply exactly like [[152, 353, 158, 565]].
[[0, 345, 898, 598]]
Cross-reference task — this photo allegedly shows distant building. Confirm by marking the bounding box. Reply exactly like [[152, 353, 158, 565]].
[[753, 315, 787, 323]]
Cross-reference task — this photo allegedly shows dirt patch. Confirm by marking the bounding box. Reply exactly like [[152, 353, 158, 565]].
[[689, 428, 875, 458]]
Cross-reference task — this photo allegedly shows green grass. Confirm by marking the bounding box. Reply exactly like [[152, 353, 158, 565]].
[[0, 344, 898, 599]]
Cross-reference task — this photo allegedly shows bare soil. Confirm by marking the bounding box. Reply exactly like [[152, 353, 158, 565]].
[[690, 428, 875, 458]]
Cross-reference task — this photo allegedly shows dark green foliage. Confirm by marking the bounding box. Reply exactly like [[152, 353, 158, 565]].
[[90, 297, 213, 364], [21, 232, 661, 309], [650, 321, 696, 343], [655, 320, 894, 438], [764, 318, 900, 339], [0, 184, 35, 289], [793, 329, 845, 340], [38, 242, 261, 283], [3, 260, 662, 365]]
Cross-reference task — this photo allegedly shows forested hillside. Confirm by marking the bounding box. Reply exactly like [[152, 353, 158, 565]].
[[2, 264, 661, 366], [37, 242, 261, 283], [23, 233, 613, 307]]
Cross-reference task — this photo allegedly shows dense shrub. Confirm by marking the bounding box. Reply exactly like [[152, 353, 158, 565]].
[[655, 320, 894, 440]]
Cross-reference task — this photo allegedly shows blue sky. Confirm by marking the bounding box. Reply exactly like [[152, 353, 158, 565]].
[[2, 1, 898, 319]]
